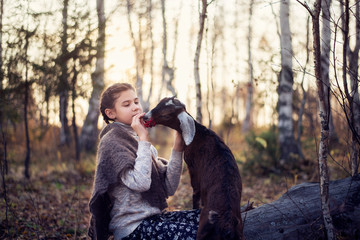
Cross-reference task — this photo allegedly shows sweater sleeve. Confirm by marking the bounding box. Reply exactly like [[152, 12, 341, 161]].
[[164, 150, 183, 196], [120, 141, 153, 192]]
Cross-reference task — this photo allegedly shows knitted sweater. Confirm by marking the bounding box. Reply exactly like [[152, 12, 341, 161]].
[[88, 122, 183, 240]]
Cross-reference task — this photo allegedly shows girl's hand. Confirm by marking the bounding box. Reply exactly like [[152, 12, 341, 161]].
[[131, 113, 149, 141], [173, 131, 185, 152]]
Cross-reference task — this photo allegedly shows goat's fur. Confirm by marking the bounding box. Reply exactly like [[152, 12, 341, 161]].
[[144, 97, 243, 240]]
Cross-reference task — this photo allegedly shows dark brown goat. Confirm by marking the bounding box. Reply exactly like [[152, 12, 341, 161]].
[[143, 96, 243, 240]]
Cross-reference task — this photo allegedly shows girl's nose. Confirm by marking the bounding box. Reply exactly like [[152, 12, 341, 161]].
[[132, 103, 140, 111]]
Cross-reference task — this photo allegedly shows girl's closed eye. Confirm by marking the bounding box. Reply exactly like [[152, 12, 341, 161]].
[[122, 101, 130, 107]]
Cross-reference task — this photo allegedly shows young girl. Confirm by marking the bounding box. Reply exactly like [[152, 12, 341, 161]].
[[88, 83, 200, 240]]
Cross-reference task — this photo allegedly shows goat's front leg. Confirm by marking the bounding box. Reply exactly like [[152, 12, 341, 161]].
[[192, 188, 201, 209], [189, 171, 201, 209]]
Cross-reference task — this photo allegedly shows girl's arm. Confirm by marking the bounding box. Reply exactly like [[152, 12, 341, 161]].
[[164, 150, 183, 196], [162, 132, 185, 196]]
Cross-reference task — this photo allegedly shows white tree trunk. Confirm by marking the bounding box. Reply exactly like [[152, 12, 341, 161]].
[[194, 0, 208, 124], [80, 0, 105, 152], [278, 0, 298, 160], [311, 0, 335, 238], [161, 0, 176, 98], [242, 0, 254, 133], [321, 0, 337, 142], [126, 0, 145, 110], [347, 0, 360, 176], [146, 0, 154, 105]]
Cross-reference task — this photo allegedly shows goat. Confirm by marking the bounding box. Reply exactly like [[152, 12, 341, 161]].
[[143, 96, 243, 240]]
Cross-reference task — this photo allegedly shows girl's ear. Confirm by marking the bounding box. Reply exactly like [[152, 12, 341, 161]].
[[105, 108, 115, 120]]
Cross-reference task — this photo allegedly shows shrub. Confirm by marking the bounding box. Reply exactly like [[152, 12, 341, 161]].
[[243, 126, 280, 176]]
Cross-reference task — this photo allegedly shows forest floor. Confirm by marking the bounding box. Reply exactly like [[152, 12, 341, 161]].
[[0, 157, 296, 240], [0, 125, 351, 239]]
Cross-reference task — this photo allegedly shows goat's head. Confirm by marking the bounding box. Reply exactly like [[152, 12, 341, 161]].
[[143, 96, 195, 145]]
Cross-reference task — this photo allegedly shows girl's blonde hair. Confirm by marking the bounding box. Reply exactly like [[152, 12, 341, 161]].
[[99, 83, 135, 124]]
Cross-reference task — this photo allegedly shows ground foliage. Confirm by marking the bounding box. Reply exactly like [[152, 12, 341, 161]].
[[0, 124, 353, 239]]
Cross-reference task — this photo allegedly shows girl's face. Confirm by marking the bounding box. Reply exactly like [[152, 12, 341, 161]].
[[105, 89, 143, 125]]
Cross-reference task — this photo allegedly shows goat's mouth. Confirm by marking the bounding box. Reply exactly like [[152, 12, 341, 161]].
[[144, 117, 156, 128]]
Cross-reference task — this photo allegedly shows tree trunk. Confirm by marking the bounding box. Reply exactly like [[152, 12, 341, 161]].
[[0, 0, 3, 90], [243, 175, 360, 239], [312, 0, 335, 238], [59, 0, 71, 146], [23, 30, 31, 179], [0, 122, 9, 234], [80, 0, 105, 152], [278, 0, 298, 161], [346, 0, 360, 176], [194, 0, 208, 124], [242, 0, 254, 133], [161, 0, 176, 98], [71, 67, 80, 161], [321, 0, 338, 144], [296, 16, 310, 160], [126, 0, 147, 111], [0, 0, 5, 174], [146, 0, 154, 105]]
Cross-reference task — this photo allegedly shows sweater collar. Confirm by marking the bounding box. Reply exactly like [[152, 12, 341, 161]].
[[113, 122, 138, 139]]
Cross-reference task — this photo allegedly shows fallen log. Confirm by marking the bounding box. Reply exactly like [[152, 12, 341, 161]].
[[242, 174, 360, 239]]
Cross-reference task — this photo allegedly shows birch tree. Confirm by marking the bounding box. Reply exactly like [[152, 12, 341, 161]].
[[242, 0, 254, 133], [126, 0, 148, 111], [278, 0, 299, 160], [296, 16, 310, 159], [298, 0, 335, 238], [341, 0, 360, 176], [160, 0, 176, 98], [146, 0, 154, 104], [321, 0, 337, 143], [80, 0, 105, 152], [194, 0, 213, 123]]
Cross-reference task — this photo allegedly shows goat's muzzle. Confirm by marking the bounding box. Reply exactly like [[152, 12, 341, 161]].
[[144, 117, 156, 128]]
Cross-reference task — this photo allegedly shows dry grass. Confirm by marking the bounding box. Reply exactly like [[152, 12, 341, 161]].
[[0, 123, 354, 239]]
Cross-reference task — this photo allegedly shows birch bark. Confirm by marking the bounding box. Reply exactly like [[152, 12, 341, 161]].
[[311, 0, 335, 238], [242, 0, 254, 133], [194, 0, 208, 124], [346, 1, 360, 176], [126, 0, 144, 110], [161, 0, 176, 97], [80, 0, 105, 152], [321, 0, 337, 142], [278, 0, 298, 160]]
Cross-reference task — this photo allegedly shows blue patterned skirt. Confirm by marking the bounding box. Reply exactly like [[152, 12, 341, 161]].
[[123, 209, 201, 240]]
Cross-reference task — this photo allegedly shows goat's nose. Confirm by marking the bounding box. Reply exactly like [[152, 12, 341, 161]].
[[142, 112, 151, 121]]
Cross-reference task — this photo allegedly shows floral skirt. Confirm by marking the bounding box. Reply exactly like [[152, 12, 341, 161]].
[[123, 209, 201, 240]]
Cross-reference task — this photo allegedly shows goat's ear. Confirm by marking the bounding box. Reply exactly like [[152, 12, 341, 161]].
[[177, 111, 195, 145], [174, 99, 186, 110]]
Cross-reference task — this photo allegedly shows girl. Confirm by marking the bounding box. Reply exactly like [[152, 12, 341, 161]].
[[88, 83, 200, 240]]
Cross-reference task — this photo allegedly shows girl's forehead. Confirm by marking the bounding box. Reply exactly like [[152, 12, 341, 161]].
[[115, 89, 137, 102]]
